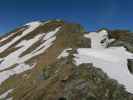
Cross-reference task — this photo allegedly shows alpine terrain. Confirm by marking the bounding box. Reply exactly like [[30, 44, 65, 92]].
[[0, 20, 133, 100]]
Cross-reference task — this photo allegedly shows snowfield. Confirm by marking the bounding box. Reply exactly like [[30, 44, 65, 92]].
[[74, 47, 133, 93], [74, 30, 133, 93]]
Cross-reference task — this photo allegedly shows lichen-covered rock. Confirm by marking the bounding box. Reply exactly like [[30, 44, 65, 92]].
[[15, 57, 133, 100], [128, 59, 133, 74]]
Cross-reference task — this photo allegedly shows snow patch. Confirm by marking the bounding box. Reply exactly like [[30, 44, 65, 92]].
[[84, 30, 115, 49], [43, 27, 61, 40], [32, 36, 56, 53], [57, 48, 72, 59], [0, 22, 61, 86], [25, 21, 41, 26], [0, 27, 61, 71], [0, 28, 24, 43], [0, 21, 41, 53], [0, 34, 42, 70], [0, 89, 13, 99], [0, 63, 36, 85], [6, 97, 13, 100]]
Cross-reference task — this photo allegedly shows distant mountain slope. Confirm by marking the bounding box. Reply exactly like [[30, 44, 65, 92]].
[[0, 20, 133, 100]]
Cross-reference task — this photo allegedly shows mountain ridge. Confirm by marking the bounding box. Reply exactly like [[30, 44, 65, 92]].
[[0, 20, 133, 100]]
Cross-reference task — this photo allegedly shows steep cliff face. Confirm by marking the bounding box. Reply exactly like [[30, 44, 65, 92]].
[[0, 20, 133, 100]]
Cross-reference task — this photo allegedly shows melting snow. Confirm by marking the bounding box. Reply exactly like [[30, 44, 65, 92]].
[[32, 36, 56, 53], [57, 48, 72, 59], [43, 27, 61, 40], [0, 26, 61, 84], [0, 34, 42, 70], [74, 30, 133, 93], [0, 27, 61, 70], [0, 21, 41, 53], [84, 30, 115, 49], [6, 97, 13, 100], [0, 63, 35, 85], [0, 28, 25, 44], [0, 89, 13, 99]]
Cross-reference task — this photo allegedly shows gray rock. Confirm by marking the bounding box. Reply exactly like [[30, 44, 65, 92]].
[[128, 59, 133, 74]]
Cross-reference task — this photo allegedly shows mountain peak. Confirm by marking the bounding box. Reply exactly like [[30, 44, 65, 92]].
[[25, 21, 41, 26]]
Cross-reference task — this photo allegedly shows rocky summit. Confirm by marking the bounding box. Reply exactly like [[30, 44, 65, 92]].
[[0, 20, 133, 100]]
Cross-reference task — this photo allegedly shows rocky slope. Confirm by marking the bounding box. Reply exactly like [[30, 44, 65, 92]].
[[0, 20, 133, 100]]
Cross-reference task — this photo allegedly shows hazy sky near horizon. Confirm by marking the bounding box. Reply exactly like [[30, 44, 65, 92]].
[[0, 0, 133, 35]]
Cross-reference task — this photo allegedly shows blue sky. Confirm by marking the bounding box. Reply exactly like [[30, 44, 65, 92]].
[[0, 0, 133, 35]]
